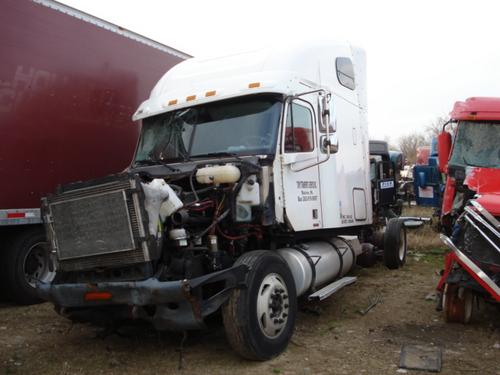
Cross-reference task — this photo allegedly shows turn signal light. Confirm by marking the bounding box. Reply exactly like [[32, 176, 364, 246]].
[[248, 82, 261, 88], [84, 291, 112, 301]]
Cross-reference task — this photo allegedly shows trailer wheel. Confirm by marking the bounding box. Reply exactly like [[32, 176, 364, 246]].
[[222, 250, 297, 360], [383, 218, 407, 269], [443, 283, 473, 324], [2, 227, 55, 305]]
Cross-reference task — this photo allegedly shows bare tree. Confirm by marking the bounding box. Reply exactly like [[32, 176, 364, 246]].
[[425, 115, 449, 141], [398, 132, 427, 164]]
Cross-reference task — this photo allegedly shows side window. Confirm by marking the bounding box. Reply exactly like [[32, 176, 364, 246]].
[[336, 57, 355, 90], [284, 102, 314, 153]]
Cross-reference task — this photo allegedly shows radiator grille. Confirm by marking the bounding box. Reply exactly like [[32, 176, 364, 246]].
[[45, 175, 152, 271]]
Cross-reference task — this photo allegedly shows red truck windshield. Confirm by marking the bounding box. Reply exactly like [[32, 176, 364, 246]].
[[134, 95, 283, 165], [449, 121, 500, 169]]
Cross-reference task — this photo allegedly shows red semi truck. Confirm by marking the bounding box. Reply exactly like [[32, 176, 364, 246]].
[[436, 97, 500, 322], [0, 0, 189, 304]]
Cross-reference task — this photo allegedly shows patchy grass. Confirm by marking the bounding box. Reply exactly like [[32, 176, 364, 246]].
[[2, 246, 499, 375], [403, 206, 443, 252]]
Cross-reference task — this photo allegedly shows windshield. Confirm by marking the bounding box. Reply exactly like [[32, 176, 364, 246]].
[[134, 95, 283, 164], [449, 121, 500, 169]]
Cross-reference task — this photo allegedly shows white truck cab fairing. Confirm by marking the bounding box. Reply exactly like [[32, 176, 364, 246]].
[[134, 41, 371, 232]]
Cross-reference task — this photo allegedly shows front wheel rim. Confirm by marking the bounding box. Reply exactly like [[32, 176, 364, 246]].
[[256, 273, 290, 339], [24, 242, 55, 287]]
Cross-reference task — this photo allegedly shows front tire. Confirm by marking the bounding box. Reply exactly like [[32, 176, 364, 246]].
[[222, 250, 297, 360], [1, 227, 55, 305], [383, 218, 407, 269]]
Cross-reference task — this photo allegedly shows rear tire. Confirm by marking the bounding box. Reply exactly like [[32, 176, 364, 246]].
[[383, 218, 407, 269], [443, 283, 473, 323], [222, 250, 297, 360], [1, 227, 54, 305]]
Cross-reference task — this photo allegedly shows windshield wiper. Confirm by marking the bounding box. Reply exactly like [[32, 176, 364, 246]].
[[191, 152, 261, 171], [136, 157, 180, 172], [462, 156, 483, 168], [194, 151, 242, 159]]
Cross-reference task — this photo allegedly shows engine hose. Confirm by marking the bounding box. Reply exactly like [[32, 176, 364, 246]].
[[216, 226, 261, 241], [189, 168, 200, 203], [187, 201, 215, 212], [192, 209, 230, 240], [183, 186, 217, 199]]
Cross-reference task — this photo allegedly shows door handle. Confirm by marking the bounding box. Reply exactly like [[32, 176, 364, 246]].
[[281, 153, 317, 165]]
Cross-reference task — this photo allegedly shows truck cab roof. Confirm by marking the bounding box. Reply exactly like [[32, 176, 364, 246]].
[[451, 97, 500, 121], [133, 41, 366, 121]]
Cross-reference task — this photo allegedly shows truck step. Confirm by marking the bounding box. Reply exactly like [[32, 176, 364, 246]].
[[308, 276, 357, 301]]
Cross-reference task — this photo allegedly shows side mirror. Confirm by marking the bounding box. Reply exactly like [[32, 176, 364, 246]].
[[321, 134, 339, 154], [437, 131, 451, 173]]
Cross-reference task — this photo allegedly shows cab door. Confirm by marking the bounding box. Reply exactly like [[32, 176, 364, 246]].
[[280, 98, 322, 231]]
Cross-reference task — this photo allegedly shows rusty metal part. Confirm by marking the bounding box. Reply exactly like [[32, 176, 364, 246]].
[[358, 293, 382, 315], [443, 283, 473, 323], [181, 279, 202, 321]]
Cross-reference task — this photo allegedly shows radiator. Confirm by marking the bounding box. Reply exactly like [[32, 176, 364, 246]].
[[42, 174, 155, 271]]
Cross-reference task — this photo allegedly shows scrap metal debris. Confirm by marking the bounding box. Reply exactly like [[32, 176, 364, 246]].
[[425, 293, 437, 301], [358, 294, 382, 315], [399, 344, 442, 373]]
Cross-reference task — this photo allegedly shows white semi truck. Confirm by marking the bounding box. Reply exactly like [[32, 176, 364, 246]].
[[38, 41, 407, 360]]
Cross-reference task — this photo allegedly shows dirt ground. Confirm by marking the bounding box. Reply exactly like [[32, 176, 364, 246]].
[[1, 216, 499, 375]]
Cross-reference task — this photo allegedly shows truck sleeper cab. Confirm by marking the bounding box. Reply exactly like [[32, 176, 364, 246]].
[[39, 42, 407, 360]]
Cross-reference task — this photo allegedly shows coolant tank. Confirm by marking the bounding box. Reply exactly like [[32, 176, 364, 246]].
[[196, 165, 241, 184], [237, 175, 260, 206]]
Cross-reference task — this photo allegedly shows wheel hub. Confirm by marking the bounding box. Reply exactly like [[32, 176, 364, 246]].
[[256, 273, 290, 338], [24, 242, 55, 287]]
